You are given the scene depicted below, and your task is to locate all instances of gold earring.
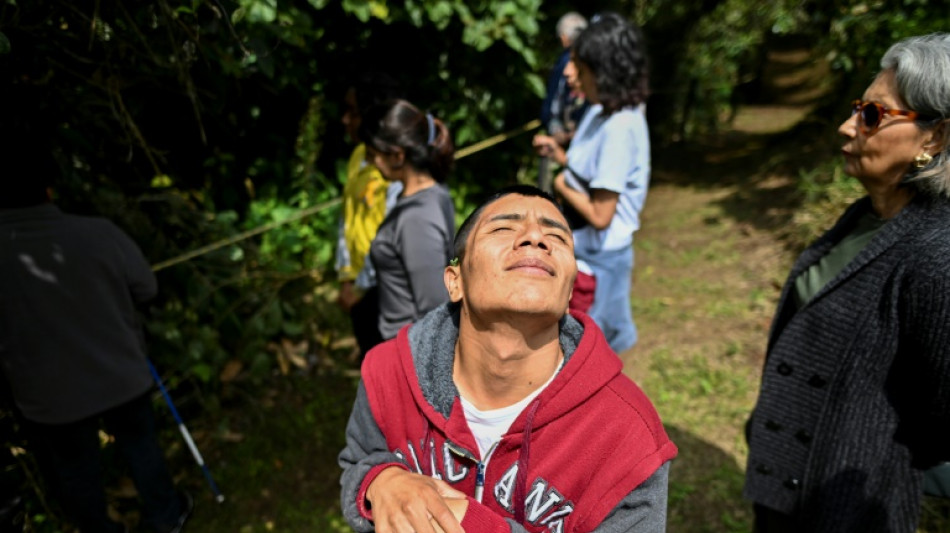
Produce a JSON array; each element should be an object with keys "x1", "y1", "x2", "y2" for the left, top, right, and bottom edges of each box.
[{"x1": 914, "y1": 152, "x2": 934, "y2": 169}]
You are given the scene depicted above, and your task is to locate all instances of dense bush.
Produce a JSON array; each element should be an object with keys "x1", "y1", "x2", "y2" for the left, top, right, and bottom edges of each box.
[{"x1": 1, "y1": 0, "x2": 548, "y2": 396}]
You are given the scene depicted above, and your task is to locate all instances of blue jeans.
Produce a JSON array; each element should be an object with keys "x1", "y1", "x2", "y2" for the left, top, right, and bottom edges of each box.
[
  {"x1": 577, "y1": 245, "x2": 637, "y2": 353},
  {"x1": 25, "y1": 392, "x2": 182, "y2": 533}
]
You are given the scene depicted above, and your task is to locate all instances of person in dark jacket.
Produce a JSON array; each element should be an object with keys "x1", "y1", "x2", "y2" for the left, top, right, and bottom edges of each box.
[
  {"x1": 339, "y1": 186, "x2": 676, "y2": 533},
  {"x1": 539, "y1": 11, "x2": 589, "y2": 145},
  {"x1": 536, "y1": 12, "x2": 588, "y2": 194},
  {"x1": 744, "y1": 33, "x2": 950, "y2": 533},
  {"x1": 0, "y1": 180, "x2": 192, "y2": 533}
]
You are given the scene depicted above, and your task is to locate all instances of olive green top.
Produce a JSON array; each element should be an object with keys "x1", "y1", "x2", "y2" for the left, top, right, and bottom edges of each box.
[{"x1": 793, "y1": 209, "x2": 887, "y2": 308}]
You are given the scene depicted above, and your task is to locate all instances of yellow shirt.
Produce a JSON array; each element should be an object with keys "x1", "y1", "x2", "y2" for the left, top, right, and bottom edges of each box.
[{"x1": 338, "y1": 144, "x2": 390, "y2": 282}]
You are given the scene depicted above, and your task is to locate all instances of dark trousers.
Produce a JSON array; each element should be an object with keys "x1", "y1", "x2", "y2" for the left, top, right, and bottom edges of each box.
[
  {"x1": 25, "y1": 392, "x2": 181, "y2": 533},
  {"x1": 351, "y1": 286, "x2": 384, "y2": 360},
  {"x1": 753, "y1": 504, "x2": 800, "y2": 533}
]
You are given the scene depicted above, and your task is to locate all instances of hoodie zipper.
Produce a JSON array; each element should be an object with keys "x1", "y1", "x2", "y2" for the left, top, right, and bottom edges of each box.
[
  {"x1": 446, "y1": 440, "x2": 499, "y2": 503},
  {"x1": 475, "y1": 442, "x2": 500, "y2": 503}
]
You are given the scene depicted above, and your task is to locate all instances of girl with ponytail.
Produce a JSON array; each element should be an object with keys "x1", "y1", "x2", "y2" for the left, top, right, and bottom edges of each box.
[{"x1": 358, "y1": 99, "x2": 456, "y2": 342}]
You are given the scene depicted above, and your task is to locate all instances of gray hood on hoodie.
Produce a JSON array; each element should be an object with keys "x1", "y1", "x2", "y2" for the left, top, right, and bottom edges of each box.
[{"x1": 406, "y1": 302, "x2": 584, "y2": 418}]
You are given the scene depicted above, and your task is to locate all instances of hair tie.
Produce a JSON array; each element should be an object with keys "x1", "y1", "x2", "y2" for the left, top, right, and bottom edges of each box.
[{"x1": 425, "y1": 113, "x2": 436, "y2": 146}]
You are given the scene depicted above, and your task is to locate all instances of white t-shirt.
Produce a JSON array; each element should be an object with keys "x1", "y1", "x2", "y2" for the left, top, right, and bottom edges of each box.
[
  {"x1": 564, "y1": 103, "x2": 651, "y2": 253},
  {"x1": 459, "y1": 366, "x2": 560, "y2": 459}
]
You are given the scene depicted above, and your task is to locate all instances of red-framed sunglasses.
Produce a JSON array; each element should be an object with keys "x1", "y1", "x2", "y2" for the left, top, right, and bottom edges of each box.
[{"x1": 851, "y1": 100, "x2": 923, "y2": 134}]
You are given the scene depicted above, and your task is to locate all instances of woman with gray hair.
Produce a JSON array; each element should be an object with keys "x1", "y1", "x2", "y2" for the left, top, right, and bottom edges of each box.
[{"x1": 744, "y1": 33, "x2": 950, "y2": 532}]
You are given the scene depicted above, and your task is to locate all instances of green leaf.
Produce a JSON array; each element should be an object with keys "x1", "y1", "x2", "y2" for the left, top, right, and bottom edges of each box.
[
  {"x1": 462, "y1": 24, "x2": 493, "y2": 51},
  {"x1": 427, "y1": 0, "x2": 454, "y2": 27},
  {"x1": 151, "y1": 174, "x2": 173, "y2": 188},
  {"x1": 242, "y1": 0, "x2": 276, "y2": 23},
  {"x1": 369, "y1": 1, "x2": 389, "y2": 19},
  {"x1": 342, "y1": 0, "x2": 372, "y2": 22},
  {"x1": 282, "y1": 320, "x2": 304, "y2": 336},
  {"x1": 512, "y1": 10, "x2": 538, "y2": 35},
  {"x1": 524, "y1": 73, "x2": 545, "y2": 99},
  {"x1": 191, "y1": 363, "x2": 214, "y2": 383},
  {"x1": 0, "y1": 31, "x2": 10, "y2": 55},
  {"x1": 229, "y1": 246, "x2": 245, "y2": 262},
  {"x1": 405, "y1": 0, "x2": 425, "y2": 25}
]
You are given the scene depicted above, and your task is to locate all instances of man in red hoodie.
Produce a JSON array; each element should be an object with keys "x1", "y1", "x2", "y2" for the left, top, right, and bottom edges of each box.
[{"x1": 338, "y1": 185, "x2": 676, "y2": 533}]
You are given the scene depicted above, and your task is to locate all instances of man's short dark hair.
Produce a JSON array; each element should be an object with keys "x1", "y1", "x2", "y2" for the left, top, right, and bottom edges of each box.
[{"x1": 452, "y1": 185, "x2": 563, "y2": 261}]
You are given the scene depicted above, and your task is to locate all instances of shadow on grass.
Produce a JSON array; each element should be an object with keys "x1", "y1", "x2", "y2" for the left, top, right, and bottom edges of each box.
[
  {"x1": 666, "y1": 425, "x2": 753, "y2": 533},
  {"x1": 167, "y1": 370, "x2": 359, "y2": 532},
  {"x1": 666, "y1": 421, "x2": 950, "y2": 533},
  {"x1": 652, "y1": 116, "x2": 842, "y2": 253}
]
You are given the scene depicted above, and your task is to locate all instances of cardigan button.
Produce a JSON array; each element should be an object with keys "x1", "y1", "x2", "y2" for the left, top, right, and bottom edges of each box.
[
  {"x1": 808, "y1": 374, "x2": 827, "y2": 388},
  {"x1": 783, "y1": 478, "x2": 801, "y2": 490},
  {"x1": 795, "y1": 429, "x2": 813, "y2": 445},
  {"x1": 755, "y1": 464, "x2": 773, "y2": 475},
  {"x1": 765, "y1": 419, "x2": 783, "y2": 431},
  {"x1": 777, "y1": 362, "x2": 793, "y2": 376}
]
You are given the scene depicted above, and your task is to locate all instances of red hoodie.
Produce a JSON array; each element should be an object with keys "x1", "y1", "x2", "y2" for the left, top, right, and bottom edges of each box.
[{"x1": 339, "y1": 304, "x2": 677, "y2": 532}]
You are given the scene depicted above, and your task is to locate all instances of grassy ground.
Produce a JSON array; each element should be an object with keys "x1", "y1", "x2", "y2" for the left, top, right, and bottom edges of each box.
[
  {"x1": 624, "y1": 107, "x2": 807, "y2": 533},
  {"x1": 158, "y1": 370, "x2": 359, "y2": 532}
]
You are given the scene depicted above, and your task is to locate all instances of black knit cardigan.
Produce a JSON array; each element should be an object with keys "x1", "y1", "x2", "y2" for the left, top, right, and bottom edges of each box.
[{"x1": 744, "y1": 194, "x2": 950, "y2": 532}]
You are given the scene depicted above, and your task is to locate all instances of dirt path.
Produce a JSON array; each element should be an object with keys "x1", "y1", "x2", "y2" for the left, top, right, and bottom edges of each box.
[{"x1": 620, "y1": 105, "x2": 811, "y2": 531}]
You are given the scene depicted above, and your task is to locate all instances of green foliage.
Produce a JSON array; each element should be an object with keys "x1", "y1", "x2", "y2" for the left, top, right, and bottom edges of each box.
[
  {"x1": 663, "y1": 0, "x2": 797, "y2": 137},
  {"x1": 619, "y1": 0, "x2": 802, "y2": 140},
  {"x1": 790, "y1": 161, "x2": 866, "y2": 248},
  {"x1": 595, "y1": 0, "x2": 950, "y2": 141},
  {"x1": 6, "y1": 0, "x2": 945, "y2": 399},
  {"x1": 1, "y1": 0, "x2": 545, "y2": 400},
  {"x1": 821, "y1": 0, "x2": 950, "y2": 78}
]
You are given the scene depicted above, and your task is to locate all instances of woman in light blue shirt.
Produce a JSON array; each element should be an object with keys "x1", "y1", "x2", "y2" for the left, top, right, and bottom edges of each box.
[{"x1": 534, "y1": 12, "x2": 651, "y2": 353}]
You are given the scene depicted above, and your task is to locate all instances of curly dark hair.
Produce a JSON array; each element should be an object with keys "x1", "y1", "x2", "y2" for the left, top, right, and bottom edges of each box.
[{"x1": 573, "y1": 12, "x2": 649, "y2": 114}]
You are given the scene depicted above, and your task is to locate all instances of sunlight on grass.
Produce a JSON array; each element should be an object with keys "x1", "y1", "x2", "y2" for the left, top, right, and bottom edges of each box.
[
  {"x1": 645, "y1": 348, "x2": 756, "y2": 444},
  {"x1": 630, "y1": 179, "x2": 779, "y2": 533},
  {"x1": 632, "y1": 343, "x2": 760, "y2": 533}
]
